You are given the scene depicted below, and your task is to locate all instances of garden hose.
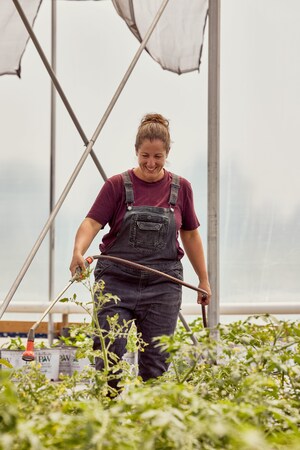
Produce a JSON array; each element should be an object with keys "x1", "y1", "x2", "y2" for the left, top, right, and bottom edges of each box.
[
  {"x1": 22, "y1": 255, "x2": 208, "y2": 361},
  {"x1": 90, "y1": 254, "x2": 208, "y2": 333}
]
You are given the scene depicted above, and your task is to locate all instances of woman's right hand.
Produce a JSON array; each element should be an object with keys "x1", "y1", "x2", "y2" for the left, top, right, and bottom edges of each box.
[
  {"x1": 69, "y1": 218, "x2": 102, "y2": 276},
  {"x1": 69, "y1": 252, "x2": 86, "y2": 277}
]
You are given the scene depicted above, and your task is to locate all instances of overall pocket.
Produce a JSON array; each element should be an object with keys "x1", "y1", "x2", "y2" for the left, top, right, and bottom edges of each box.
[
  {"x1": 129, "y1": 213, "x2": 169, "y2": 252},
  {"x1": 94, "y1": 260, "x2": 113, "y2": 281}
]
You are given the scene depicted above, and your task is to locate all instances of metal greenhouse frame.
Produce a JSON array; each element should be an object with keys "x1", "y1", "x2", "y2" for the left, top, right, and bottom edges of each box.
[{"x1": 0, "y1": 0, "x2": 221, "y2": 336}]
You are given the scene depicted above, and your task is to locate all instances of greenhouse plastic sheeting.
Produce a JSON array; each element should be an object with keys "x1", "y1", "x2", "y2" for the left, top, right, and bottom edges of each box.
[
  {"x1": 112, "y1": 0, "x2": 208, "y2": 74},
  {"x1": 0, "y1": 0, "x2": 42, "y2": 77}
]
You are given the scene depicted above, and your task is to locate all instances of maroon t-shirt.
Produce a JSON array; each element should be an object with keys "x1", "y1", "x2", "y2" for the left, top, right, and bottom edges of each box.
[{"x1": 87, "y1": 169, "x2": 200, "y2": 259}]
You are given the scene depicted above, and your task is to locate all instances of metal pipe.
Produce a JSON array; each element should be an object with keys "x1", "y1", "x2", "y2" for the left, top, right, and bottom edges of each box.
[
  {"x1": 3, "y1": 302, "x2": 84, "y2": 314},
  {"x1": 4, "y1": 302, "x2": 300, "y2": 316},
  {"x1": 83, "y1": 0, "x2": 170, "y2": 150},
  {"x1": 207, "y1": 0, "x2": 221, "y2": 328},
  {"x1": 0, "y1": 0, "x2": 170, "y2": 320},
  {"x1": 48, "y1": 0, "x2": 57, "y2": 345},
  {"x1": 179, "y1": 312, "x2": 199, "y2": 345},
  {"x1": 33, "y1": 280, "x2": 75, "y2": 333},
  {"x1": 21, "y1": 257, "x2": 93, "y2": 361},
  {"x1": 22, "y1": 278, "x2": 76, "y2": 361},
  {"x1": 185, "y1": 303, "x2": 300, "y2": 316}
]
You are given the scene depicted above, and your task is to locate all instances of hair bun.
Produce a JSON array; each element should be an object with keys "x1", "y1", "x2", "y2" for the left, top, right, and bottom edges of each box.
[
  {"x1": 135, "y1": 112, "x2": 171, "y2": 152},
  {"x1": 141, "y1": 113, "x2": 169, "y2": 130}
]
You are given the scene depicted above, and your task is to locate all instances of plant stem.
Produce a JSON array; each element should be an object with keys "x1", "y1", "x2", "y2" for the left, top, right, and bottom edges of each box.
[
  {"x1": 170, "y1": 355, "x2": 181, "y2": 384},
  {"x1": 93, "y1": 305, "x2": 109, "y2": 373}
]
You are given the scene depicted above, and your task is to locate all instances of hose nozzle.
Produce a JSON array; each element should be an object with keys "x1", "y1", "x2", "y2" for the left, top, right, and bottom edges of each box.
[
  {"x1": 22, "y1": 328, "x2": 35, "y2": 361},
  {"x1": 22, "y1": 340, "x2": 35, "y2": 361}
]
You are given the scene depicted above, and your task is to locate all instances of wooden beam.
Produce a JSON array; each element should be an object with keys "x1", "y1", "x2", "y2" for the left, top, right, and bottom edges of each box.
[{"x1": 0, "y1": 321, "x2": 81, "y2": 336}]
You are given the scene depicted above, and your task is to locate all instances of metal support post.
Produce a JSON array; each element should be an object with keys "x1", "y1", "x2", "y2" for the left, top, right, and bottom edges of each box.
[
  {"x1": 207, "y1": 0, "x2": 220, "y2": 329},
  {"x1": 48, "y1": 0, "x2": 57, "y2": 345}
]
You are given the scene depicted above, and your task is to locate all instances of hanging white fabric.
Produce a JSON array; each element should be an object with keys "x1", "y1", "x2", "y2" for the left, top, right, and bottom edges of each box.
[
  {"x1": 0, "y1": 0, "x2": 208, "y2": 77},
  {"x1": 112, "y1": 0, "x2": 208, "y2": 74},
  {"x1": 0, "y1": 0, "x2": 42, "y2": 77},
  {"x1": 0, "y1": 0, "x2": 107, "y2": 77}
]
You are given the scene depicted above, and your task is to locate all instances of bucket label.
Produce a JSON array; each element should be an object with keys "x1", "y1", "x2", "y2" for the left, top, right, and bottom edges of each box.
[
  {"x1": 60, "y1": 353, "x2": 71, "y2": 362},
  {"x1": 35, "y1": 350, "x2": 60, "y2": 381},
  {"x1": 0, "y1": 350, "x2": 27, "y2": 369},
  {"x1": 37, "y1": 355, "x2": 52, "y2": 363}
]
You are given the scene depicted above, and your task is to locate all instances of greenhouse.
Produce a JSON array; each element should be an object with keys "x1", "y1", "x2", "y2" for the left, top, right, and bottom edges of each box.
[{"x1": 0, "y1": 0, "x2": 300, "y2": 448}]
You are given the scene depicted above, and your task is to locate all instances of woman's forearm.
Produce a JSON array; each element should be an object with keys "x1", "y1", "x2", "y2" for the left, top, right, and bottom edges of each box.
[
  {"x1": 69, "y1": 218, "x2": 102, "y2": 274},
  {"x1": 180, "y1": 229, "x2": 209, "y2": 282},
  {"x1": 180, "y1": 228, "x2": 211, "y2": 304}
]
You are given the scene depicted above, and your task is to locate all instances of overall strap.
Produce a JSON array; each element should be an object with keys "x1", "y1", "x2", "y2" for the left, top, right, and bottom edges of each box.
[
  {"x1": 168, "y1": 173, "x2": 180, "y2": 208},
  {"x1": 122, "y1": 171, "x2": 134, "y2": 206}
]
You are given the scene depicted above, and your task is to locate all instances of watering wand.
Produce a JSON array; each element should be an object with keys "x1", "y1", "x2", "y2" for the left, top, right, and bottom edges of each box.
[{"x1": 22, "y1": 257, "x2": 93, "y2": 361}]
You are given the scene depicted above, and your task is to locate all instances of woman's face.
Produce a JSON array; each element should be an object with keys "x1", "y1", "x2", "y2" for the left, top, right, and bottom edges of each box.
[{"x1": 135, "y1": 139, "x2": 168, "y2": 182}]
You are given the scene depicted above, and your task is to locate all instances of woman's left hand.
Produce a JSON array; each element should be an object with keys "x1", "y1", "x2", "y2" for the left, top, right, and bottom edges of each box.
[{"x1": 197, "y1": 280, "x2": 212, "y2": 306}]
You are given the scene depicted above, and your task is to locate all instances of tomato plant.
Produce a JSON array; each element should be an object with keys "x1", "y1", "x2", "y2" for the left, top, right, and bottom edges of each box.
[{"x1": 1, "y1": 275, "x2": 300, "y2": 449}]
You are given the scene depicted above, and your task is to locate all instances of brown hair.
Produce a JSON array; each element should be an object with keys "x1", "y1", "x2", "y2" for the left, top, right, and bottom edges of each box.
[{"x1": 135, "y1": 113, "x2": 171, "y2": 153}]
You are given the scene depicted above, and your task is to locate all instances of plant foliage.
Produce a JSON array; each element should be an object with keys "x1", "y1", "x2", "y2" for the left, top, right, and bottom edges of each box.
[{"x1": 1, "y1": 274, "x2": 300, "y2": 449}]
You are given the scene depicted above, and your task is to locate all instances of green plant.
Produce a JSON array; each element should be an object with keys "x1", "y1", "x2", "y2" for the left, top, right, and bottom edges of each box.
[
  {"x1": 126, "y1": 322, "x2": 144, "y2": 354},
  {"x1": 2, "y1": 270, "x2": 300, "y2": 449},
  {"x1": 60, "y1": 275, "x2": 145, "y2": 396},
  {"x1": 1, "y1": 336, "x2": 25, "y2": 351}
]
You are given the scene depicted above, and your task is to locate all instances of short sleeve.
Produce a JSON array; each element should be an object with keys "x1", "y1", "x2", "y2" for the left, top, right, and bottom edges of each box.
[
  {"x1": 179, "y1": 178, "x2": 200, "y2": 231},
  {"x1": 86, "y1": 174, "x2": 124, "y2": 228}
]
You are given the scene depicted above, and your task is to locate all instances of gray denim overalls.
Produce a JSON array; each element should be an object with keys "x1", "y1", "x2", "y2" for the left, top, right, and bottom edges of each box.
[{"x1": 93, "y1": 171, "x2": 183, "y2": 382}]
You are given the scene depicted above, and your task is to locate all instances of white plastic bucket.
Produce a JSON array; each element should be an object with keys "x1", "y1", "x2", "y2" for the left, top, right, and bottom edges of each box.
[
  {"x1": 71, "y1": 350, "x2": 90, "y2": 374},
  {"x1": 1, "y1": 348, "x2": 63, "y2": 381},
  {"x1": 59, "y1": 347, "x2": 74, "y2": 376},
  {"x1": 35, "y1": 348, "x2": 60, "y2": 381},
  {"x1": 123, "y1": 351, "x2": 138, "y2": 365},
  {"x1": 59, "y1": 346, "x2": 90, "y2": 375},
  {"x1": 0, "y1": 349, "x2": 28, "y2": 369},
  {"x1": 123, "y1": 351, "x2": 138, "y2": 375}
]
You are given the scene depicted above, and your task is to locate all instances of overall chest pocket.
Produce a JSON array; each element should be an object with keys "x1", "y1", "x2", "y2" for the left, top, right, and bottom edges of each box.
[{"x1": 129, "y1": 214, "x2": 169, "y2": 252}]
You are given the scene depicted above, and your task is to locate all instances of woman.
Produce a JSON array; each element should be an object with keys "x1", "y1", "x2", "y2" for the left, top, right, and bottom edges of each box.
[{"x1": 69, "y1": 113, "x2": 211, "y2": 383}]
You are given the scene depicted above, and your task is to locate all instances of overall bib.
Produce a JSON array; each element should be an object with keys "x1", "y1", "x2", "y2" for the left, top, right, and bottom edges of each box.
[{"x1": 93, "y1": 171, "x2": 183, "y2": 382}]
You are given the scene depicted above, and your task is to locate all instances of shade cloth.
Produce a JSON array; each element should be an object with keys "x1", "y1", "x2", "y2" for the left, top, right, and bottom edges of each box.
[
  {"x1": 112, "y1": 0, "x2": 208, "y2": 74},
  {"x1": 0, "y1": 0, "x2": 42, "y2": 77},
  {"x1": 0, "y1": 0, "x2": 208, "y2": 77}
]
